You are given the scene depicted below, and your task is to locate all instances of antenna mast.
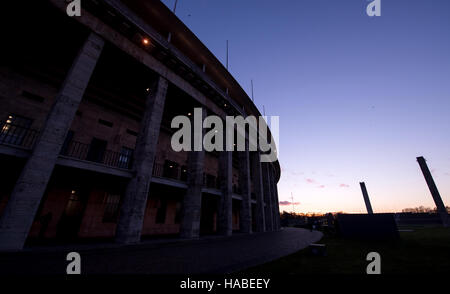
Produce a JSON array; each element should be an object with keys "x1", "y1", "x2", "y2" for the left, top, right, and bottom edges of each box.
[
  {"x1": 291, "y1": 192, "x2": 295, "y2": 213},
  {"x1": 251, "y1": 79, "x2": 254, "y2": 102},
  {"x1": 226, "y1": 40, "x2": 229, "y2": 70},
  {"x1": 173, "y1": 0, "x2": 178, "y2": 13}
]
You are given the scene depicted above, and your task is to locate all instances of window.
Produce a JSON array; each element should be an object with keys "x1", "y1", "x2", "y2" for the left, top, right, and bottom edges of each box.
[
  {"x1": 0, "y1": 114, "x2": 33, "y2": 146},
  {"x1": 86, "y1": 138, "x2": 107, "y2": 163},
  {"x1": 155, "y1": 198, "x2": 167, "y2": 224},
  {"x1": 126, "y1": 129, "x2": 138, "y2": 136},
  {"x1": 206, "y1": 174, "x2": 217, "y2": 189},
  {"x1": 180, "y1": 165, "x2": 188, "y2": 182},
  {"x1": 22, "y1": 91, "x2": 45, "y2": 103},
  {"x1": 163, "y1": 160, "x2": 179, "y2": 180},
  {"x1": 102, "y1": 193, "x2": 121, "y2": 223},
  {"x1": 118, "y1": 147, "x2": 133, "y2": 169},
  {"x1": 98, "y1": 119, "x2": 113, "y2": 127}
]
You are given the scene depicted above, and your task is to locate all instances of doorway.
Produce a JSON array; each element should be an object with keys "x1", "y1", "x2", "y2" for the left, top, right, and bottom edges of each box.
[{"x1": 56, "y1": 189, "x2": 88, "y2": 241}]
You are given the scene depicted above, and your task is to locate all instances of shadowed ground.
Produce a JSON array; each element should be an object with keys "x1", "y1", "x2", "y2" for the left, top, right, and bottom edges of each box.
[
  {"x1": 0, "y1": 227, "x2": 322, "y2": 275},
  {"x1": 243, "y1": 226, "x2": 450, "y2": 274}
]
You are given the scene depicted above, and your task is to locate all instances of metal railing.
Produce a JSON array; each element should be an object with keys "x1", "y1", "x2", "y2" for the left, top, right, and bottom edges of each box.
[
  {"x1": 152, "y1": 162, "x2": 188, "y2": 182},
  {"x1": 152, "y1": 162, "x2": 223, "y2": 190},
  {"x1": 60, "y1": 140, "x2": 133, "y2": 169},
  {"x1": 0, "y1": 122, "x2": 39, "y2": 149}
]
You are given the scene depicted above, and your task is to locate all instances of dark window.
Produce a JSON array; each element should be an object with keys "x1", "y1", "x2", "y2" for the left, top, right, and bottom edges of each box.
[
  {"x1": 102, "y1": 193, "x2": 121, "y2": 223},
  {"x1": 180, "y1": 165, "x2": 188, "y2": 182},
  {"x1": 98, "y1": 119, "x2": 113, "y2": 127},
  {"x1": 163, "y1": 160, "x2": 179, "y2": 180},
  {"x1": 126, "y1": 129, "x2": 138, "y2": 136},
  {"x1": 118, "y1": 146, "x2": 133, "y2": 169},
  {"x1": 86, "y1": 138, "x2": 107, "y2": 163},
  {"x1": 22, "y1": 91, "x2": 45, "y2": 103},
  {"x1": 64, "y1": 190, "x2": 84, "y2": 217},
  {"x1": 155, "y1": 198, "x2": 167, "y2": 224},
  {"x1": 206, "y1": 174, "x2": 217, "y2": 189}
]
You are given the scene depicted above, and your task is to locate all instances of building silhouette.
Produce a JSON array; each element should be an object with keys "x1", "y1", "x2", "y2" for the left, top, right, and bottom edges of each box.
[{"x1": 0, "y1": 0, "x2": 281, "y2": 250}]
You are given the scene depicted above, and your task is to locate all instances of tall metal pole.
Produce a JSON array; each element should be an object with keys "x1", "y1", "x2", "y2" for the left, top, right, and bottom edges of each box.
[
  {"x1": 173, "y1": 0, "x2": 178, "y2": 13},
  {"x1": 417, "y1": 156, "x2": 448, "y2": 226},
  {"x1": 291, "y1": 192, "x2": 295, "y2": 213},
  {"x1": 251, "y1": 79, "x2": 254, "y2": 102},
  {"x1": 359, "y1": 182, "x2": 374, "y2": 214},
  {"x1": 167, "y1": 0, "x2": 178, "y2": 42},
  {"x1": 226, "y1": 40, "x2": 229, "y2": 70}
]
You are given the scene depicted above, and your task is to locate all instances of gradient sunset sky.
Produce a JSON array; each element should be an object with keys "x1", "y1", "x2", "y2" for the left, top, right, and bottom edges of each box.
[{"x1": 161, "y1": 0, "x2": 450, "y2": 213}]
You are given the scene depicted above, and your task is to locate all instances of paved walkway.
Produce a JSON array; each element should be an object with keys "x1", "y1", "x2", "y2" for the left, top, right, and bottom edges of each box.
[{"x1": 0, "y1": 228, "x2": 322, "y2": 274}]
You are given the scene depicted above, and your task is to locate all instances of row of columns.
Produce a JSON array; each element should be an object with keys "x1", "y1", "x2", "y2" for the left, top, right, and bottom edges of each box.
[
  {"x1": 0, "y1": 32, "x2": 280, "y2": 251},
  {"x1": 0, "y1": 33, "x2": 105, "y2": 251}
]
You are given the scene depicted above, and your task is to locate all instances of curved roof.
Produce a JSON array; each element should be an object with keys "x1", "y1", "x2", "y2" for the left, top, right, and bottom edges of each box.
[
  {"x1": 122, "y1": 0, "x2": 280, "y2": 180},
  {"x1": 124, "y1": 0, "x2": 258, "y2": 115}
]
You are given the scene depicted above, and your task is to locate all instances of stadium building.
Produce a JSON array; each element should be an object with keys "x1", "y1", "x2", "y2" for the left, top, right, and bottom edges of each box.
[{"x1": 0, "y1": 0, "x2": 281, "y2": 250}]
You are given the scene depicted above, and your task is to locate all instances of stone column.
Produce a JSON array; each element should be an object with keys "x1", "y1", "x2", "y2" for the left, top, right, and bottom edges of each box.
[
  {"x1": 0, "y1": 33, "x2": 104, "y2": 251},
  {"x1": 180, "y1": 108, "x2": 205, "y2": 239},
  {"x1": 417, "y1": 156, "x2": 449, "y2": 227},
  {"x1": 115, "y1": 76, "x2": 168, "y2": 244},
  {"x1": 262, "y1": 162, "x2": 274, "y2": 231},
  {"x1": 238, "y1": 140, "x2": 252, "y2": 234},
  {"x1": 268, "y1": 163, "x2": 278, "y2": 231},
  {"x1": 269, "y1": 165, "x2": 281, "y2": 230},
  {"x1": 217, "y1": 149, "x2": 232, "y2": 236},
  {"x1": 251, "y1": 152, "x2": 265, "y2": 232},
  {"x1": 359, "y1": 182, "x2": 374, "y2": 215}
]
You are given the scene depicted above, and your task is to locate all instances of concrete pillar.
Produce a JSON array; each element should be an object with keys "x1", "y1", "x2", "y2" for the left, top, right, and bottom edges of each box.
[
  {"x1": 417, "y1": 156, "x2": 449, "y2": 227},
  {"x1": 269, "y1": 165, "x2": 281, "y2": 230},
  {"x1": 0, "y1": 33, "x2": 104, "y2": 251},
  {"x1": 274, "y1": 173, "x2": 281, "y2": 230},
  {"x1": 180, "y1": 108, "x2": 205, "y2": 239},
  {"x1": 359, "y1": 182, "x2": 374, "y2": 214},
  {"x1": 251, "y1": 152, "x2": 265, "y2": 232},
  {"x1": 115, "y1": 76, "x2": 168, "y2": 244},
  {"x1": 262, "y1": 162, "x2": 274, "y2": 231},
  {"x1": 217, "y1": 149, "x2": 232, "y2": 236},
  {"x1": 269, "y1": 164, "x2": 278, "y2": 231},
  {"x1": 238, "y1": 140, "x2": 252, "y2": 234}
]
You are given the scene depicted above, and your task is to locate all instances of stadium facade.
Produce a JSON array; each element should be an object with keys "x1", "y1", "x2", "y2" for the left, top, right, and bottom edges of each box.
[{"x1": 0, "y1": 0, "x2": 281, "y2": 250}]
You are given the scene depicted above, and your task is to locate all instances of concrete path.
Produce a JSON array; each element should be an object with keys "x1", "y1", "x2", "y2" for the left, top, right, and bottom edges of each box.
[{"x1": 0, "y1": 228, "x2": 322, "y2": 275}]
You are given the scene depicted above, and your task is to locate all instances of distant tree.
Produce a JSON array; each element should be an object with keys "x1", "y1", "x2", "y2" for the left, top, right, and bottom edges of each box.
[{"x1": 402, "y1": 206, "x2": 435, "y2": 213}]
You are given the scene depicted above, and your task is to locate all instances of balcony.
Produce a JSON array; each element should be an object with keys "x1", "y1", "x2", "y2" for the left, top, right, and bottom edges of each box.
[
  {"x1": 0, "y1": 121, "x2": 243, "y2": 193},
  {"x1": 60, "y1": 140, "x2": 134, "y2": 170},
  {"x1": 152, "y1": 161, "x2": 224, "y2": 190},
  {"x1": 0, "y1": 122, "x2": 38, "y2": 149}
]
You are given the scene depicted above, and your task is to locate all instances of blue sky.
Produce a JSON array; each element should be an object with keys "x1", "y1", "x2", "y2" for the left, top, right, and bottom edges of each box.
[{"x1": 161, "y1": 0, "x2": 450, "y2": 213}]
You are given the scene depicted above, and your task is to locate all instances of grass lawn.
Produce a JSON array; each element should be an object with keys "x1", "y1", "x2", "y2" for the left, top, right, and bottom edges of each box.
[{"x1": 243, "y1": 226, "x2": 450, "y2": 274}]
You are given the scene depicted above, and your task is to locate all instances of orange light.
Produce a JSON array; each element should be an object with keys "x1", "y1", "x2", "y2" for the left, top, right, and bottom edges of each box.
[{"x1": 142, "y1": 38, "x2": 150, "y2": 45}]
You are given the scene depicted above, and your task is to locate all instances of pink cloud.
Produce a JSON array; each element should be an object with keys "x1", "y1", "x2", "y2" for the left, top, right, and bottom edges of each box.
[
  {"x1": 279, "y1": 201, "x2": 301, "y2": 206},
  {"x1": 306, "y1": 178, "x2": 315, "y2": 183},
  {"x1": 339, "y1": 184, "x2": 350, "y2": 188},
  {"x1": 318, "y1": 185, "x2": 325, "y2": 188}
]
